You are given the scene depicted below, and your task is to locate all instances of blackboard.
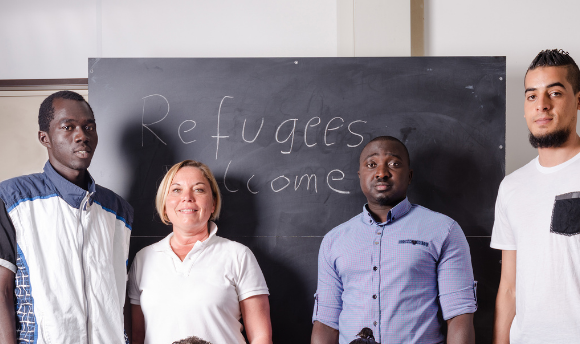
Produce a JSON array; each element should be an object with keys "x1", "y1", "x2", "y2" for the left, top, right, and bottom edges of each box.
[{"x1": 88, "y1": 57, "x2": 505, "y2": 343}]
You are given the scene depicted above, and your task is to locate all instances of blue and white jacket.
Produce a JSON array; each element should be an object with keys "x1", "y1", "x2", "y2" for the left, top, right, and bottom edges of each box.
[{"x1": 0, "y1": 161, "x2": 133, "y2": 344}]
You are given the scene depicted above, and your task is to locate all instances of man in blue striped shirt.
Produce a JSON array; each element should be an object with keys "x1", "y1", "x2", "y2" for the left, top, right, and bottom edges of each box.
[{"x1": 311, "y1": 136, "x2": 477, "y2": 344}]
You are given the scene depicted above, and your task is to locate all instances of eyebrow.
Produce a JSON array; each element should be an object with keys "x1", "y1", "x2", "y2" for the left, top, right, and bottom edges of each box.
[
  {"x1": 525, "y1": 82, "x2": 567, "y2": 93},
  {"x1": 59, "y1": 118, "x2": 96, "y2": 124},
  {"x1": 362, "y1": 152, "x2": 403, "y2": 161},
  {"x1": 170, "y1": 181, "x2": 206, "y2": 186}
]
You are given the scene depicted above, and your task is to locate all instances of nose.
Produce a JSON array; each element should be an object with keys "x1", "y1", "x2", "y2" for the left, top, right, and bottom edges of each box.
[
  {"x1": 73, "y1": 127, "x2": 90, "y2": 143},
  {"x1": 536, "y1": 93, "x2": 552, "y2": 112},
  {"x1": 181, "y1": 189, "x2": 195, "y2": 202},
  {"x1": 375, "y1": 163, "x2": 391, "y2": 179}
]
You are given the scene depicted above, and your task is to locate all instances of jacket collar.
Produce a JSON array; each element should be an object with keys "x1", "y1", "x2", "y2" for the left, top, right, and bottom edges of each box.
[
  {"x1": 44, "y1": 161, "x2": 95, "y2": 209},
  {"x1": 362, "y1": 197, "x2": 412, "y2": 225}
]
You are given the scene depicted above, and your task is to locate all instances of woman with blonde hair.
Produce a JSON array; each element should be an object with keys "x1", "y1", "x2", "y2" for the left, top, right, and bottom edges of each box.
[{"x1": 128, "y1": 160, "x2": 272, "y2": 344}]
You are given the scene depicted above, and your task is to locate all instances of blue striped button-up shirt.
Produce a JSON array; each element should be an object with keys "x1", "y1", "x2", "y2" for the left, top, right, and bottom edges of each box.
[{"x1": 313, "y1": 198, "x2": 477, "y2": 344}]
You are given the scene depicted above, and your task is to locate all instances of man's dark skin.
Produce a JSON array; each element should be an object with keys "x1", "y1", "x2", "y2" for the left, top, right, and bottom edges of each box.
[
  {"x1": 0, "y1": 97, "x2": 98, "y2": 342},
  {"x1": 311, "y1": 138, "x2": 475, "y2": 344}
]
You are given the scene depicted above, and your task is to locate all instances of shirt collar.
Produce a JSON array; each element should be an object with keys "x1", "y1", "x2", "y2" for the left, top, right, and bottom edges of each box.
[
  {"x1": 44, "y1": 161, "x2": 96, "y2": 208},
  {"x1": 362, "y1": 197, "x2": 412, "y2": 225},
  {"x1": 154, "y1": 221, "x2": 218, "y2": 253}
]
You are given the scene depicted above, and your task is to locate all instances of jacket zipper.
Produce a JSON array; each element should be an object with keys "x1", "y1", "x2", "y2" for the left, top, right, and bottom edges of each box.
[{"x1": 78, "y1": 191, "x2": 92, "y2": 344}]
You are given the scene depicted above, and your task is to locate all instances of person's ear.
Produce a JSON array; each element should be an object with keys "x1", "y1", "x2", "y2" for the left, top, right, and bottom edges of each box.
[
  {"x1": 408, "y1": 169, "x2": 413, "y2": 185},
  {"x1": 38, "y1": 131, "x2": 51, "y2": 148}
]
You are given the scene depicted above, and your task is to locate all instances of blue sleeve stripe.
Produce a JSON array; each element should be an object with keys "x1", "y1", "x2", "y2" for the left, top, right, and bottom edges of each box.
[
  {"x1": 7, "y1": 194, "x2": 59, "y2": 213},
  {"x1": 93, "y1": 200, "x2": 133, "y2": 230}
]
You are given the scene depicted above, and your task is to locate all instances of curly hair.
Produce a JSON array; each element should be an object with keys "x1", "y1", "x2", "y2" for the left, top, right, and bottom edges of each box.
[
  {"x1": 349, "y1": 327, "x2": 380, "y2": 344},
  {"x1": 172, "y1": 335, "x2": 212, "y2": 344},
  {"x1": 527, "y1": 49, "x2": 580, "y2": 94},
  {"x1": 38, "y1": 90, "x2": 94, "y2": 132}
]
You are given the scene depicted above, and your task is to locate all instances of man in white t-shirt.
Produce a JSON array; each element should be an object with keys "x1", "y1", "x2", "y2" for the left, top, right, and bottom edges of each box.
[{"x1": 491, "y1": 49, "x2": 580, "y2": 343}]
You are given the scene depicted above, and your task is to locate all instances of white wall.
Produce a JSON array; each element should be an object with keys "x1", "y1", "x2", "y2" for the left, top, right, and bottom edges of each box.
[
  {"x1": 425, "y1": 0, "x2": 580, "y2": 173},
  {"x1": 0, "y1": 0, "x2": 338, "y2": 80}
]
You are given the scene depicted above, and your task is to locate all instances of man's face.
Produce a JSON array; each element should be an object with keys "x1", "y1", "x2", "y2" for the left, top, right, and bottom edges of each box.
[
  {"x1": 39, "y1": 98, "x2": 98, "y2": 177},
  {"x1": 524, "y1": 66, "x2": 580, "y2": 147},
  {"x1": 358, "y1": 140, "x2": 412, "y2": 210}
]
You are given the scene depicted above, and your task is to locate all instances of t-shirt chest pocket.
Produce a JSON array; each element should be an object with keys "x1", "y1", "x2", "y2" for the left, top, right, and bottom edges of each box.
[{"x1": 551, "y1": 192, "x2": 580, "y2": 236}]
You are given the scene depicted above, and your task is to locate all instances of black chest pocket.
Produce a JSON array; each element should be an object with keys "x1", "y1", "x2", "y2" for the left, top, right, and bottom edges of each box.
[{"x1": 551, "y1": 192, "x2": 580, "y2": 236}]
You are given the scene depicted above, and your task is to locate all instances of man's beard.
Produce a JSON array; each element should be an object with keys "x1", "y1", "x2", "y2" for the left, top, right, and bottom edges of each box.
[
  {"x1": 377, "y1": 196, "x2": 390, "y2": 206},
  {"x1": 528, "y1": 128, "x2": 571, "y2": 148}
]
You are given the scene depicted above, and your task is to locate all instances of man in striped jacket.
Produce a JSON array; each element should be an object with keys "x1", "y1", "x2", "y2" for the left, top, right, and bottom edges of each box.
[{"x1": 0, "y1": 91, "x2": 133, "y2": 343}]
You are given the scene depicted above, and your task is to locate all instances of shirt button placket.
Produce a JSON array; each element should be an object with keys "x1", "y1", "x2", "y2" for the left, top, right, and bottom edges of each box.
[{"x1": 373, "y1": 223, "x2": 382, "y2": 336}]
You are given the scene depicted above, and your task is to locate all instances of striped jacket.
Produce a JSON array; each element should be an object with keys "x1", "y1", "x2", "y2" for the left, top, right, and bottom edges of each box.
[{"x1": 0, "y1": 161, "x2": 133, "y2": 344}]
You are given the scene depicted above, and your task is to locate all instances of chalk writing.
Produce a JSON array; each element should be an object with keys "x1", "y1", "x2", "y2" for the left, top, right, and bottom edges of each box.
[
  {"x1": 242, "y1": 118, "x2": 264, "y2": 143},
  {"x1": 325, "y1": 117, "x2": 344, "y2": 146},
  {"x1": 275, "y1": 119, "x2": 298, "y2": 154},
  {"x1": 212, "y1": 96, "x2": 233, "y2": 159},
  {"x1": 178, "y1": 120, "x2": 196, "y2": 144},
  {"x1": 139, "y1": 93, "x2": 369, "y2": 196},
  {"x1": 141, "y1": 94, "x2": 169, "y2": 147}
]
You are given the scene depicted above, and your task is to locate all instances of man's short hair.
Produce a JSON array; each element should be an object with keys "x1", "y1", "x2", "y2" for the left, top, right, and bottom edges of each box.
[
  {"x1": 172, "y1": 335, "x2": 212, "y2": 344},
  {"x1": 38, "y1": 90, "x2": 94, "y2": 132},
  {"x1": 366, "y1": 136, "x2": 411, "y2": 167},
  {"x1": 527, "y1": 49, "x2": 580, "y2": 94}
]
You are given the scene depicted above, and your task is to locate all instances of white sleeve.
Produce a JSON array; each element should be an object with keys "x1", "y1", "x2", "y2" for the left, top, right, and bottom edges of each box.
[
  {"x1": 235, "y1": 246, "x2": 269, "y2": 301},
  {"x1": 490, "y1": 181, "x2": 517, "y2": 250},
  {"x1": 127, "y1": 254, "x2": 142, "y2": 305}
]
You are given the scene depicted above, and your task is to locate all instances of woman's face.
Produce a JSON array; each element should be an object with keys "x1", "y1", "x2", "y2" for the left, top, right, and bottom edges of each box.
[{"x1": 165, "y1": 166, "x2": 215, "y2": 234}]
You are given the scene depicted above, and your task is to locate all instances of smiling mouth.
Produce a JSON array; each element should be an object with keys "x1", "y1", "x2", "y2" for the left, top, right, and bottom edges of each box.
[
  {"x1": 74, "y1": 150, "x2": 92, "y2": 158},
  {"x1": 178, "y1": 209, "x2": 197, "y2": 213}
]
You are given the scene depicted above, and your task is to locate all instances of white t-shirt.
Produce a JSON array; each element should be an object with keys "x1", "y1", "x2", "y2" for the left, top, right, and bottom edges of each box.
[
  {"x1": 128, "y1": 222, "x2": 269, "y2": 344},
  {"x1": 491, "y1": 152, "x2": 580, "y2": 343}
]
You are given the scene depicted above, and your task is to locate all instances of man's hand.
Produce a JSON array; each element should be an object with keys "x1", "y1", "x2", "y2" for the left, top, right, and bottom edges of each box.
[
  {"x1": 493, "y1": 250, "x2": 516, "y2": 344},
  {"x1": 0, "y1": 266, "x2": 16, "y2": 343},
  {"x1": 311, "y1": 321, "x2": 339, "y2": 344},
  {"x1": 447, "y1": 313, "x2": 475, "y2": 344}
]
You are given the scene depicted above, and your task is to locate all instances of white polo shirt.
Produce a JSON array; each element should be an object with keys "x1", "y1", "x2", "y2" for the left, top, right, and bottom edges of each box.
[{"x1": 128, "y1": 222, "x2": 269, "y2": 344}]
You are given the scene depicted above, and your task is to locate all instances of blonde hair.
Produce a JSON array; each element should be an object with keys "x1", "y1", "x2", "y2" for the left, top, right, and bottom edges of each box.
[{"x1": 155, "y1": 160, "x2": 222, "y2": 225}]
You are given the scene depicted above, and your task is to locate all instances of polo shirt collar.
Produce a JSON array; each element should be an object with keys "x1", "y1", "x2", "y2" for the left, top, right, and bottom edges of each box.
[
  {"x1": 44, "y1": 161, "x2": 96, "y2": 209},
  {"x1": 362, "y1": 197, "x2": 412, "y2": 225}
]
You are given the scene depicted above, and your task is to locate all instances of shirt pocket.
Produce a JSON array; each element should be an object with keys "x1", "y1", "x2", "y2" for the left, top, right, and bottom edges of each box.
[{"x1": 550, "y1": 192, "x2": 580, "y2": 236}]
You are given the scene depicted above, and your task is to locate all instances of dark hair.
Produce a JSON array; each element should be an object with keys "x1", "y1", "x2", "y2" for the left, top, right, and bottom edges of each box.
[
  {"x1": 38, "y1": 90, "x2": 94, "y2": 132},
  {"x1": 527, "y1": 49, "x2": 580, "y2": 94},
  {"x1": 366, "y1": 136, "x2": 411, "y2": 167},
  {"x1": 349, "y1": 327, "x2": 380, "y2": 344},
  {"x1": 172, "y1": 335, "x2": 212, "y2": 344}
]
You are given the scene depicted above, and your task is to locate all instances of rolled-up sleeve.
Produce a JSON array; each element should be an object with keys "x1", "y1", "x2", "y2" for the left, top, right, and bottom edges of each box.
[
  {"x1": 312, "y1": 235, "x2": 343, "y2": 330},
  {"x1": 437, "y1": 221, "x2": 477, "y2": 320}
]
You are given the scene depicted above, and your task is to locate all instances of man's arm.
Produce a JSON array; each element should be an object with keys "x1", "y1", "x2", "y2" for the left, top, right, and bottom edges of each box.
[
  {"x1": 311, "y1": 234, "x2": 343, "y2": 344},
  {"x1": 446, "y1": 313, "x2": 475, "y2": 344},
  {"x1": 0, "y1": 266, "x2": 15, "y2": 343},
  {"x1": 493, "y1": 250, "x2": 516, "y2": 344},
  {"x1": 311, "y1": 321, "x2": 339, "y2": 344},
  {"x1": 131, "y1": 304, "x2": 145, "y2": 344},
  {"x1": 124, "y1": 291, "x2": 132, "y2": 343}
]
